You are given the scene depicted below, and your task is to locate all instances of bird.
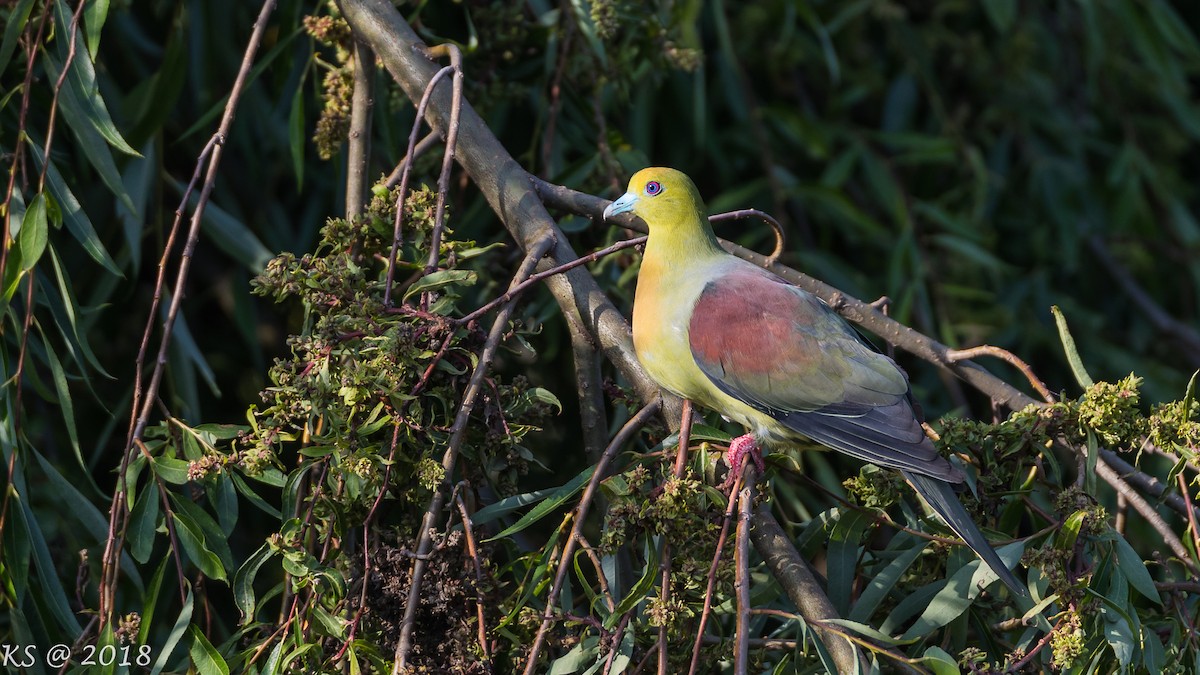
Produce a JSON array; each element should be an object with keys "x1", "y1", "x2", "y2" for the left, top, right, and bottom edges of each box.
[{"x1": 602, "y1": 166, "x2": 1028, "y2": 599}]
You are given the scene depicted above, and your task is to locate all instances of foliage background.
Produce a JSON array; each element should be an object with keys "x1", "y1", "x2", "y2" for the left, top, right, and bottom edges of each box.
[{"x1": 2, "y1": 0, "x2": 1199, "y2": 672}]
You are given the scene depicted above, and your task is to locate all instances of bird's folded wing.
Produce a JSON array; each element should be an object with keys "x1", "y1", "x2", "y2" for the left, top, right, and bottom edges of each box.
[{"x1": 687, "y1": 269, "x2": 962, "y2": 482}]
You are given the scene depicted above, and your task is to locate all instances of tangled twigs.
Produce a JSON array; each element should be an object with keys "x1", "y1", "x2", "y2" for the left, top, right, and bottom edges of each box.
[
  {"x1": 658, "y1": 400, "x2": 694, "y2": 674},
  {"x1": 946, "y1": 345, "x2": 1056, "y2": 403},
  {"x1": 523, "y1": 399, "x2": 663, "y2": 675},
  {"x1": 420, "y1": 44, "x2": 463, "y2": 291},
  {"x1": 687, "y1": 454, "x2": 749, "y2": 675},
  {"x1": 382, "y1": 64, "x2": 454, "y2": 307},
  {"x1": 455, "y1": 236, "x2": 647, "y2": 326},
  {"x1": 454, "y1": 491, "x2": 491, "y2": 666},
  {"x1": 101, "y1": 0, "x2": 280, "y2": 628},
  {"x1": 393, "y1": 236, "x2": 554, "y2": 672}
]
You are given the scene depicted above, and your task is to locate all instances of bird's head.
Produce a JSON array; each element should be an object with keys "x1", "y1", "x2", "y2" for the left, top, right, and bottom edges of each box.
[{"x1": 602, "y1": 167, "x2": 707, "y2": 232}]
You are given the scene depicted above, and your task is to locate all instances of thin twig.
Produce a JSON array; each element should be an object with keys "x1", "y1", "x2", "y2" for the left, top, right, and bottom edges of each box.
[
  {"x1": 1096, "y1": 459, "x2": 1198, "y2": 573},
  {"x1": 455, "y1": 236, "x2": 646, "y2": 325},
  {"x1": 381, "y1": 64, "x2": 454, "y2": 307},
  {"x1": 420, "y1": 45, "x2": 463, "y2": 289},
  {"x1": 383, "y1": 131, "x2": 439, "y2": 188},
  {"x1": 659, "y1": 400, "x2": 694, "y2": 674},
  {"x1": 523, "y1": 399, "x2": 663, "y2": 675},
  {"x1": 946, "y1": 345, "x2": 1056, "y2": 403},
  {"x1": 708, "y1": 209, "x2": 786, "y2": 267},
  {"x1": 1100, "y1": 448, "x2": 1200, "y2": 522},
  {"x1": 688, "y1": 455, "x2": 748, "y2": 675},
  {"x1": 101, "y1": 0, "x2": 279, "y2": 627},
  {"x1": 393, "y1": 237, "x2": 554, "y2": 672},
  {"x1": 574, "y1": 531, "x2": 616, "y2": 613},
  {"x1": 1179, "y1": 473, "x2": 1200, "y2": 561},
  {"x1": 1005, "y1": 615, "x2": 1066, "y2": 673},
  {"x1": 455, "y1": 492, "x2": 492, "y2": 668}
]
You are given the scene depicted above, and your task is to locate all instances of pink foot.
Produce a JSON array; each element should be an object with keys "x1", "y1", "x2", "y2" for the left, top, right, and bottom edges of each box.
[{"x1": 726, "y1": 434, "x2": 765, "y2": 476}]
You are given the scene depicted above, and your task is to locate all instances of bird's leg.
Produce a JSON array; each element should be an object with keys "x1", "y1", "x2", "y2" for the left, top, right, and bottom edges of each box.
[{"x1": 725, "y1": 433, "x2": 765, "y2": 482}]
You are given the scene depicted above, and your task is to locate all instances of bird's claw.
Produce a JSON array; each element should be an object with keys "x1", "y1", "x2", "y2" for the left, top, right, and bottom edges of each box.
[{"x1": 724, "y1": 434, "x2": 764, "y2": 489}]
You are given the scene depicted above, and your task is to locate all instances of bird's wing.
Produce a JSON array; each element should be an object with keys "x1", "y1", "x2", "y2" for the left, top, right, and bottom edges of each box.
[{"x1": 687, "y1": 267, "x2": 962, "y2": 482}]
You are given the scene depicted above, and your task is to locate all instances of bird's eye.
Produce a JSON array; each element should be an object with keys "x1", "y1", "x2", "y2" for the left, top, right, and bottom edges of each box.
[{"x1": 644, "y1": 181, "x2": 662, "y2": 196}]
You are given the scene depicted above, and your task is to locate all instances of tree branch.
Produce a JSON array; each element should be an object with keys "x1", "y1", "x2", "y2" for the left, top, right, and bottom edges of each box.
[{"x1": 533, "y1": 178, "x2": 1041, "y2": 414}]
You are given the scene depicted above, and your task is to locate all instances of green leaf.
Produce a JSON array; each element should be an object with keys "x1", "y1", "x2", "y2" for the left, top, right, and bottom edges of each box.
[
  {"x1": 128, "y1": 485, "x2": 160, "y2": 564},
  {"x1": 28, "y1": 139, "x2": 122, "y2": 275},
  {"x1": 484, "y1": 464, "x2": 593, "y2": 541},
  {"x1": 900, "y1": 542, "x2": 1025, "y2": 640},
  {"x1": 404, "y1": 269, "x2": 478, "y2": 302},
  {"x1": 18, "y1": 192, "x2": 49, "y2": 272},
  {"x1": 18, "y1": 494, "x2": 82, "y2": 636},
  {"x1": 289, "y1": 64, "x2": 309, "y2": 190},
  {"x1": 51, "y1": 0, "x2": 138, "y2": 156},
  {"x1": 233, "y1": 542, "x2": 276, "y2": 625},
  {"x1": 171, "y1": 493, "x2": 234, "y2": 571},
  {"x1": 173, "y1": 512, "x2": 228, "y2": 582},
  {"x1": 608, "y1": 541, "x2": 660, "y2": 626},
  {"x1": 0, "y1": 0, "x2": 35, "y2": 76},
  {"x1": 1052, "y1": 306, "x2": 1094, "y2": 389},
  {"x1": 150, "y1": 589, "x2": 193, "y2": 675},
  {"x1": 916, "y1": 646, "x2": 962, "y2": 675},
  {"x1": 1110, "y1": 528, "x2": 1161, "y2": 604},
  {"x1": 83, "y1": 0, "x2": 110, "y2": 57},
  {"x1": 827, "y1": 508, "x2": 873, "y2": 616},
  {"x1": 189, "y1": 625, "x2": 230, "y2": 675},
  {"x1": 848, "y1": 537, "x2": 929, "y2": 622}
]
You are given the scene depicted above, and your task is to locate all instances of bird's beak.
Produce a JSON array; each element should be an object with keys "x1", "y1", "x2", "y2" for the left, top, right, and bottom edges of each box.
[{"x1": 603, "y1": 192, "x2": 637, "y2": 219}]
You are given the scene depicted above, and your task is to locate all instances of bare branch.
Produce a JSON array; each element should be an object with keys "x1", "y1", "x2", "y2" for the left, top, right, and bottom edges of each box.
[
  {"x1": 345, "y1": 36, "x2": 374, "y2": 221},
  {"x1": 946, "y1": 344, "x2": 1056, "y2": 403},
  {"x1": 532, "y1": 178, "x2": 1041, "y2": 413}
]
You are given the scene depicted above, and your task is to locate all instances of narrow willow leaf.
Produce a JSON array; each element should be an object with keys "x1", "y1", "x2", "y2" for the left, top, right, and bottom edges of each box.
[
  {"x1": 51, "y1": 0, "x2": 138, "y2": 156},
  {"x1": 827, "y1": 508, "x2": 873, "y2": 616},
  {"x1": 150, "y1": 589, "x2": 194, "y2": 675},
  {"x1": 289, "y1": 63, "x2": 309, "y2": 190},
  {"x1": 173, "y1": 512, "x2": 228, "y2": 582},
  {"x1": 1111, "y1": 528, "x2": 1161, "y2": 604},
  {"x1": 128, "y1": 484, "x2": 160, "y2": 564},
  {"x1": 28, "y1": 140, "x2": 122, "y2": 275},
  {"x1": 171, "y1": 494, "x2": 234, "y2": 571},
  {"x1": 403, "y1": 269, "x2": 478, "y2": 302},
  {"x1": 189, "y1": 625, "x2": 231, "y2": 675},
  {"x1": 1052, "y1": 305, "x2": 1094, "y2": 389},
  {"x1": 18, "y1": 495, "x2": 82, "y2": 636},
  {"x1": 82, "y1": 0, "x2": 110, "y2": 57},
  {"x1": 231, "y1": 472, "x2": 282, "y2": 519},
  {"x1": 37, "y1": 331, "x2": 100, "y2": 493},
  {"x1": 0, "y1": 0, "x2": 34, "y2": 76},
  {"x1": 607, "y1": 541, "x2": 660, "y2": 627},
  {"x1": 18, "y1": 192, "x2": 49, "y2": 272},
  {"x1": 900, "y1": 542, "x2": 1025, "y2": 640},
  {"x1": 848, "y1": 537, "x2": 929, "y2": 622},
  {"x1": 484, "y1": 465, "x2": 593, "y2": 541},
  {"x1": 233, "y1": 543, "x2": 276, "y2": 625}
]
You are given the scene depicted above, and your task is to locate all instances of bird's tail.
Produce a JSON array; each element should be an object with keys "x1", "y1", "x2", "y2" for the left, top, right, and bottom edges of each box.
[{"x1": 903, "y1": 471, "x2": 1029, "y2": 600}]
